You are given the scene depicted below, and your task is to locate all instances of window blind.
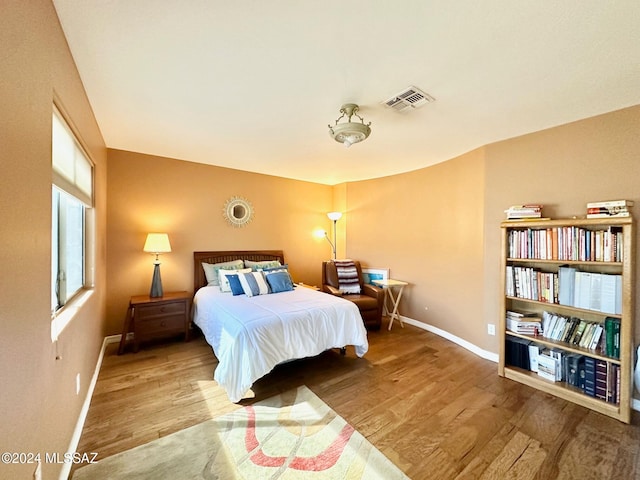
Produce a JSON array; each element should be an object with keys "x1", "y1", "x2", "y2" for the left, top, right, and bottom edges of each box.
[{"x1": 52, "y1": 107, "x2": 93, "y2": 207}]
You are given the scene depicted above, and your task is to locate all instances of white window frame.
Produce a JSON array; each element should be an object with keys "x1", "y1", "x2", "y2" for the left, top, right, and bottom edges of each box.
[{"x1": 51, "y1": 104, "x2": 95, "y2": 341}]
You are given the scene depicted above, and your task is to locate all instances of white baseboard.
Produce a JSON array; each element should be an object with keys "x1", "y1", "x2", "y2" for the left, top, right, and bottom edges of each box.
[
  {"x1": 59, "y1": 334, "x2": 120, "y2": 480},
  {"x1": 400, "y1": 315, "x2": 500, "y2": 363}
]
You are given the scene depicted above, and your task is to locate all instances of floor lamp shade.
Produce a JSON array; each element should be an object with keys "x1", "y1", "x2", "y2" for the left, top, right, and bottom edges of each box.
[{"x1": 143, "y1": 233, "x2": 171, "y2": 298}]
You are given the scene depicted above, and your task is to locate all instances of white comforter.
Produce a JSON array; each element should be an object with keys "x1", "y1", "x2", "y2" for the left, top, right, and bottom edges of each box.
[{"x1": 192, "y1": 285, "x2": 368, "y2": 402}]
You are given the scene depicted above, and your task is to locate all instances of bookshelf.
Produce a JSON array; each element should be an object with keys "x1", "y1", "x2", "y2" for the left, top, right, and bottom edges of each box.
[{"x1": 498, "y1": 217, "x2": 635, "y2": 423}]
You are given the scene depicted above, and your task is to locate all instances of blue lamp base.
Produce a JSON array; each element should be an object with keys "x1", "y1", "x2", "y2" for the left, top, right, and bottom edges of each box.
[{"x1": 149, "y1": 263, "x2": 163, "y2": 298}]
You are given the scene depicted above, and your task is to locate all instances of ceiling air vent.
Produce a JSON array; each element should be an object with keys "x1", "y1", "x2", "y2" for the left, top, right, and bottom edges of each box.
[{"x1": 382, "y1": 86, "x2": 435, "y2": 112}]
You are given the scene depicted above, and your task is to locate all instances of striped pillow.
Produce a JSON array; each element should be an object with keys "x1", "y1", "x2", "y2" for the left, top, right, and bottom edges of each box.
[{"x1": 238, "y1": 271, "x2": 271, "y2": 297}]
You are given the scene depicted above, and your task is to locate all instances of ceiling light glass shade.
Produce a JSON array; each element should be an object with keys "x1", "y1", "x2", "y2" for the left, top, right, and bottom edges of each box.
[
  {"x1": 328, "y1": 103, "x2": 371, "y2": 147},
  {"x1": 327, "y1": 211, "x2": 342, "y2": 221}
]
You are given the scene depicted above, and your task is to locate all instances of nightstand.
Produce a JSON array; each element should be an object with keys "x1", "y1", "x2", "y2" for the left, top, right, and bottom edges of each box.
[{"x1": 118, "y1": 291, "x2": 191, "y2": 354}]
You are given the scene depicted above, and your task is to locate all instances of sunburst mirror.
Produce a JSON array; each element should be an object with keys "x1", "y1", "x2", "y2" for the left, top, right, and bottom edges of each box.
[{"x1": 223, "y1": 196, "x2": 253, "y2": 227}]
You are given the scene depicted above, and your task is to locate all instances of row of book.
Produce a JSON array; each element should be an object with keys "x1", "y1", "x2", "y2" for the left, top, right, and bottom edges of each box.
[
  {"x1": 504, "y1": 204, "x2": 544, "y2": 220},
  {"x1": 506, "y1": 310, "x2": 621, "y2": 359},
  {"x1": 539, "y1": 312, "x2": 621, "y2": 358},
  {"x1": 505, "y1": 337, "x2": 620, "y2": 404},
  {"x1": 506, "y1": 225, "x2": 624, "y2": 262},
  {"x1": 558, "y1": 267, "x2": 622, "y2": 314},
  {"x1": 506, "y1": 266, "x2": 558, "y2": 304},
  {"x1": 505, "y1": 266, "x2": 622, "y2": 315},
  {"x1": 586, "y1": 199, "x2": 633, "y2": 219}
]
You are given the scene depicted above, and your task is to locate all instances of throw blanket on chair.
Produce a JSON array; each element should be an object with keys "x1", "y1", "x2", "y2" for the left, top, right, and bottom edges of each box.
[{"x1": 333, "y1": 259, "x2": 361, "y2": 294}]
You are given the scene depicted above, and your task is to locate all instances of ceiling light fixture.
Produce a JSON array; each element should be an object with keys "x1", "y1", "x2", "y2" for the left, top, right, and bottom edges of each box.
[{"x1": 328, "y1": 103, "x2": 371, "y2": 148}]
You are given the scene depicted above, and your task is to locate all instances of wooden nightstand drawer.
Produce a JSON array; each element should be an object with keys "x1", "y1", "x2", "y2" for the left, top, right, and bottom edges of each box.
[
  {"x1": 136, "y1": 301, "x2": 186, "y2": 319},
  {"x1": 136, "y1": 314, "x2": 184, "y2": 336}
]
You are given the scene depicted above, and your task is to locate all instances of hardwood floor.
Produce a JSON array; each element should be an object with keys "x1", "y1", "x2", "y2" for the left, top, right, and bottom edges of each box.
[{"x1": 73, "y1": 323, "x2": 640, "y2": 479}]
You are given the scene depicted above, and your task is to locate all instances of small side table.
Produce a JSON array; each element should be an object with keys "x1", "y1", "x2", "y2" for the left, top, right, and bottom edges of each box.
[
  {"x1": 118, "y1": 291, "x2": 191, "y2": 354},
  {"x1": 372, "y1": 279, "x2": 408, "y2": 331}
]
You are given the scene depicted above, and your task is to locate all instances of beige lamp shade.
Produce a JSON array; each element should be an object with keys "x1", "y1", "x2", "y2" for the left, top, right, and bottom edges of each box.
[{"x1": 143, "y1": 233, "x2": 172, "y2": 254}]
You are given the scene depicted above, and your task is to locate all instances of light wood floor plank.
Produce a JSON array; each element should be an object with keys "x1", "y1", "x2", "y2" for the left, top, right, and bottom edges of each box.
[{"x1": 72, "y1": 323, "x2": 640, "y2": 479}]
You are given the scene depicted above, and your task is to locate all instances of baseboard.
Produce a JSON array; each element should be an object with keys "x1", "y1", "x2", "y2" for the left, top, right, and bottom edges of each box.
[
  {"x1": 399, "y1": 315, "x2": 500, "y2": 363},
  {"x1": 59, "y1": 334, "x2": 120, "y2": 480}
]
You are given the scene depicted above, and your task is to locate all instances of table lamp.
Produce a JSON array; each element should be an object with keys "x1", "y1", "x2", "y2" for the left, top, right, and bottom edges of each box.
[{"x1": 143, "y1": 233, "x2": 171, "y2": 297}]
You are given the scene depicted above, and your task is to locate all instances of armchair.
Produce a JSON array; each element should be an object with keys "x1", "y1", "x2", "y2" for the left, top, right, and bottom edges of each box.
[{"x1": 322, "y1": 261, "x2": 384, "y2": 330}]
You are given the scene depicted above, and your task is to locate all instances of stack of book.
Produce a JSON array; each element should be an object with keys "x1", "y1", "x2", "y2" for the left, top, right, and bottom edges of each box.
[
  {"x1": 506, "y1": 310, "x2": 542, "y2": 335},
  {"x1": 586, "y1": 199, "x2": 633, "y2": 219},
  {"x1": 504, "y1": 204, "x2": 546, "y2": 220}
]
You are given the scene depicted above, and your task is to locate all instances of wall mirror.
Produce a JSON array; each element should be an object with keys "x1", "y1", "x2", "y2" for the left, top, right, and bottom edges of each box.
[{"x1": 223, "y1": 196, "x2": 253, "y2": 227}]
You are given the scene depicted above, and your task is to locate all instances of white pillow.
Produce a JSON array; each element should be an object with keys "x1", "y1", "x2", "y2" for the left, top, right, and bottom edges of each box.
[
  {"x1": 202, "y1": 259, "x2": 244, "y2": 286},
  {"x1": 219, "y1": 268, "x2": 251, "y2": 292}
]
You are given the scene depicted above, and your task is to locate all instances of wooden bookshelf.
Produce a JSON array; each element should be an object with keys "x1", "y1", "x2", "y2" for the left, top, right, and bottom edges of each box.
[{"x1": 498, "y1": 217, "x2": 635, "y2": 423}]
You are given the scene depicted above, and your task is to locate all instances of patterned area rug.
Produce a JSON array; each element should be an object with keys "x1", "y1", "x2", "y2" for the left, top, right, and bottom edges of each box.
[{"x1": 73, "y1": 385, "x2": 409, "y2": 479}]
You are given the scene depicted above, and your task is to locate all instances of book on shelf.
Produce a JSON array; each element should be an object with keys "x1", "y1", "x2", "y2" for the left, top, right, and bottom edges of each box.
[
  {"x1": 586, "y1": 199, "x2": 634, "y2": 209},
  {"x1": 537, "y1": 351, "x2": 560, "y2": 382},
  {"x1": 528, "y1": 344, "x2": 541, "y2": 372},
  {"x1": 505, "y1": 337, "x2": 532, "y2": 369},
  {"x1": 603, "y1": 317, "x2": 621, "y2": 359},
  {"x1": 504, "y1": 217, "x2": 551, "y2": 222},
  {"x1": 558, "y1": 266, "x2": 576, "y2": 306},
  {"x1": 587, "y1": 207, "x2": 630, "y2": 215},
  {"x1": 564, "y1": 353, "x2": 582, "y2": 387},
  {"x1": 595, "y1": 359, "x2": 608, "y2": 401},
  {"x1": 587, "y1": 211, "x2": 631, "y2": 219},
  {"x1": 504, "y1": 204, "x2": 544, "y2": 220},
  {"x1": 583, "y1": 356, "x2": 596, "y2": 397}
]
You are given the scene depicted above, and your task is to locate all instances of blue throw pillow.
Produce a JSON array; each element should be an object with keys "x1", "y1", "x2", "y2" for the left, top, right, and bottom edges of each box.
[
  {"x1": 265, "y1": 271, "x2": 294, "y2": 293},
  {"x1": 227, "y1": 274, "x2": 245, "y2": 296}
]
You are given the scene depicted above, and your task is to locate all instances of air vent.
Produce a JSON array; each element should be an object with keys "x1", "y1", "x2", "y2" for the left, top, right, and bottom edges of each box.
[{"x1": 382, "y1": 86, "x2": 435, "y2": 112}]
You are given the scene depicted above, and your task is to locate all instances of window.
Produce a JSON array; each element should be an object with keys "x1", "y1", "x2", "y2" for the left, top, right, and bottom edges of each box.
[{"x1": 51, "y1": 106, "x2": 94, "y2": 318}]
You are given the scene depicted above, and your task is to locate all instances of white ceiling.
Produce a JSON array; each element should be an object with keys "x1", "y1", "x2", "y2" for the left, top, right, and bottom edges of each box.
[{"x1": 52, "y1": 1, "x2": 640, "y2": 185}]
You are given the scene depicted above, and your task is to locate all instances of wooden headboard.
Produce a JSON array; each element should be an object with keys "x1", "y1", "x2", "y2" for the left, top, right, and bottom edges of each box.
[{"x1": 193, "y1": 250, "x2": 285, "y2": 292}]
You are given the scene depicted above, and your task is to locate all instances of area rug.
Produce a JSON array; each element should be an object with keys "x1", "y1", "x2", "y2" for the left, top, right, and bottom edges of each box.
[{"x1": 73, "y1": 385, "x2": 409, "y2": 479}]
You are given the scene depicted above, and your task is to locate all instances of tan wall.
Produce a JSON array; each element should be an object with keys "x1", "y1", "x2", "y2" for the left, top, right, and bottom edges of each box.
[
  {"x1": 344, "y1": 149, "x2": 487, "y2": 347},
  {"x1": 106, "y1": 150, "x2": 335, "y2": 334},
  {"x1": 483, "y1": 105, "x2": 640, "y2": 351},
  {"x1": 0, "y1": 1, "x2": 108, "y2": 479}
]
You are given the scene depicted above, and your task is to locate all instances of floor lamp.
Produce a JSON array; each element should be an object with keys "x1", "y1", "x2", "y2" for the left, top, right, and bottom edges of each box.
[{"x1": 325, "y1": 212, "x2": 342, "y2": 259}]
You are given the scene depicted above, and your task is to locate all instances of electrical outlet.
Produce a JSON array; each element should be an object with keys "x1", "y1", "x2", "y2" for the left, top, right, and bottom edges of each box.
[{"x1": 487, "y1": 324, "x2": 496, "y2": 336}]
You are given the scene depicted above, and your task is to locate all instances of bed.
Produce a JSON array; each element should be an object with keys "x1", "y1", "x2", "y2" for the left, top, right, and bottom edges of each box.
[{"x1": 192, "y1": 250, "x2": 369, "y2": 402}]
